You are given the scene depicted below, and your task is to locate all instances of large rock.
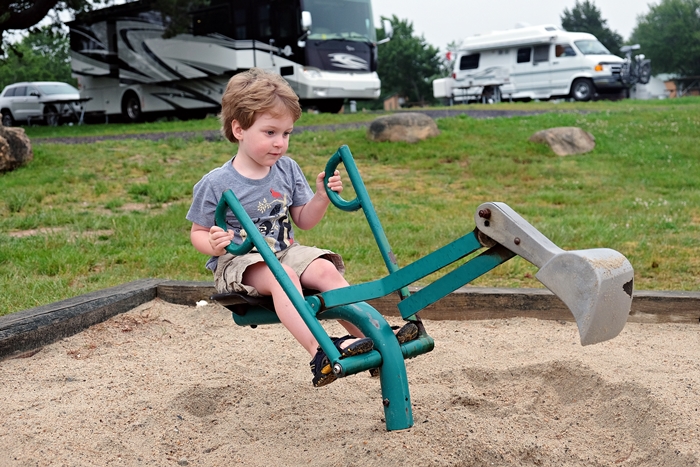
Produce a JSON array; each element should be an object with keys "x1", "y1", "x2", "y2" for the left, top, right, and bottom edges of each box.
[
  {"x1": 529, "y1": 127, "x2": 595, "y2": 156},
  {"x1": 0, "y1": 126, "x2": 33, "y2": 172},
  {"x1": 367, "y1": 112, "x2": 440, "y2": 143}
]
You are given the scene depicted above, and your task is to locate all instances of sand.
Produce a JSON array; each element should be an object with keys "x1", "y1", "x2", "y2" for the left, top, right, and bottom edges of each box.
[{"x1": 1, "y1": 299, "x2": 698, "y2": 466}]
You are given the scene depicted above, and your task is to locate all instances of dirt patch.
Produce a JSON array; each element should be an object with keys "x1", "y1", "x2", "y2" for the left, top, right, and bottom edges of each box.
[
  {"x1": 7, "y1": 227, "x2": 114, "y2": 239},
  {"x1": 0, "y1": 299, "x2": 697, "y2": 466}
]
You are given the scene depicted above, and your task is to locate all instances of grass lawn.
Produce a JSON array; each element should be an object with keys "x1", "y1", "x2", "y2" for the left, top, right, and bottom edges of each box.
[{"x1": 1, "y1": 97, "x2": 699, "y2": 315}]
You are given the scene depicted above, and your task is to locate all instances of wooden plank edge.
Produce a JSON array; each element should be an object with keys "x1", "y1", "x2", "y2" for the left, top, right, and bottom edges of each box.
[
  {"x1": 2, "y1": 280, "x2": 697, "y2": 361},
  {"x1": 0, "y1": 279, "x2": 163, "y2": 361},
  {"x1": 158, "y1": 282, "x2": 700, "y2": 324}
]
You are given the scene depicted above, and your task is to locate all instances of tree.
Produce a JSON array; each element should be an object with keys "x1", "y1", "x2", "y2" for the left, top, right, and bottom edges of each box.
[
  {"x1": 561, "y1": 0, "x2": 623, "y2": 57},
  {"x1": 0, "y1": 25, "x2": 75, "y2": 89},
  {"x1": 0, "y1": 1, "x2": 206, "y2": 57},
  {"x1": 630, "y1": 0, "x2": 700, "y2": 77},
  {"x1": 0, "y1": 1, "x2": 95, "y2": 57},
  {"x1": 376, "y1": 15, "x2": 442, "y2": 106}
]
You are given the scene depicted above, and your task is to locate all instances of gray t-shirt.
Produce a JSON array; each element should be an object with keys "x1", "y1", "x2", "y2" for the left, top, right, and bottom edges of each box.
[{"x1": 186, "y1": 156, "x2": 314, "y2": 270}]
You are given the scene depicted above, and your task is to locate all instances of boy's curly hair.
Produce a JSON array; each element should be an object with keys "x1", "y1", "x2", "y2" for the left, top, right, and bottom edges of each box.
[{"x1": 219, "y1": 68, "x2": 302, "y2": 143}]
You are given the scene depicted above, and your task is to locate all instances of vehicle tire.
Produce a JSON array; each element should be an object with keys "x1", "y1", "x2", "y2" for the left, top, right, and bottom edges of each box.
[
  {"x1": 314, "y1": 99, "x2": 345, "y2": 113},
  {"x1": 122, "y1": 92, "x2": 143, "y2": 123},
  {"x1": 43, "y1": 105, "x2": 59, "y2": 126},
  {"x1": 638, "y1": 61, "x2": 651, "y2": 85},
  {"x1": 571, "y1": 79, "x2": 594, "y2": 102},
  {"x1": 1, "y1": 110, "x2": 15, "y2": 127}
]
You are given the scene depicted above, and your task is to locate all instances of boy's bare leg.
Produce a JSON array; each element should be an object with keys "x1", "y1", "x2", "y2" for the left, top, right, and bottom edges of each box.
[
  {"x1": 242, "y1": 262, "x2": 319, "y2": 355},
  {"x1": 300, "y1": 258, "x2": 364, "y2": 338},
  {"x1": 242, "y1": 261, "x2": 368, "y2": 356}
]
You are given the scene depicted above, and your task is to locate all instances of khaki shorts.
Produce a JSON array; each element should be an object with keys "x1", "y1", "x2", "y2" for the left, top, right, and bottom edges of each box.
[{"x1": 213, "y1": 243, "x2": 345, "y2": 296}]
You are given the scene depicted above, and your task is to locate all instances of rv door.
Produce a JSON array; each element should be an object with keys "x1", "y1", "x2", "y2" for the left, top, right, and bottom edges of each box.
[
  {"x1": 530, "y1": 44, "x2": 552, "y2": 96},
  {"x1": 512, "y1": 47, "x2": 534, "y2": 94},
  {"x1": 550, "y1": 43, "x2": 578, "y2": 93}
]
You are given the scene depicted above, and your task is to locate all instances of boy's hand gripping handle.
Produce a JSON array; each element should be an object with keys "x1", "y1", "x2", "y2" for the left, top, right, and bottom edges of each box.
[
  {"x1": 215, "y1": 189, "x2": 255, "y2": 256},
  {"x1": 323, "y1": 145, "x2": 362, "y2": 212}
]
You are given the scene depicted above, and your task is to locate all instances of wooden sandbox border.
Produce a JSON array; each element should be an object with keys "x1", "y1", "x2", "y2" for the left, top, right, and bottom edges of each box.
[{"x1": 1, "y1": 279, "x2": 698, "y2": 360}]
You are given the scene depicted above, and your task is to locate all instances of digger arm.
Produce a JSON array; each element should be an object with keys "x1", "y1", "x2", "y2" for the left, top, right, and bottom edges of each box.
[{"x1": 474, "y1": 202, "x2": 634, "y2": 345}]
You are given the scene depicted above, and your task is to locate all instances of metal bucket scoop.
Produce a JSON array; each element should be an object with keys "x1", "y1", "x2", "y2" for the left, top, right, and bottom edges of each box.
[{"x1": 475, "y1": 202, "x2": 634, "y2": 345}]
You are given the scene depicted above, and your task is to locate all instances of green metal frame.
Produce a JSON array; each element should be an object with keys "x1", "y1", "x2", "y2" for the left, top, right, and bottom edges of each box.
[{"x1": 214, "y1": 145, "x2": 515, "y2": 431}]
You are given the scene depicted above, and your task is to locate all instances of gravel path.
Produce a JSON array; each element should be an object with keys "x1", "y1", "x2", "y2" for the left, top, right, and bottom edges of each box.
[{"x1": 32, "y1": 109, "x2": 547, "y2": 145}]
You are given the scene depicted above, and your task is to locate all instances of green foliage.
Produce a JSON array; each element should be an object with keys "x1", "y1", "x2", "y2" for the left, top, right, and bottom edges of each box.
[
  {"x1": 561, "y1": 0, "x2": 624, "y2": 56},
  {"x1": 630, "y1": 0, "x2": 700, "y2": 77},
  {"x1": 0, "y1": 0, "x2": 99, "y2": 57},
  {"x1": 0, "y1": 25, "x2": 76, "y2": 89},
  {"x1": 376, "y1": 15, "x2": 442, "y2": 105},
  {"x1": 0, "y1": 0, "x2": 208, "y2": 58}
]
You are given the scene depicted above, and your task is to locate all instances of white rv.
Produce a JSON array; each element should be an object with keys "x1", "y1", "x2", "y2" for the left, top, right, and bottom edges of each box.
[
  {"x1": 68, "y1": 0, "x2": 389, "y2": 122},
  {"x1": 433, "y1": 24, "x2": 626, "y2": 103}
]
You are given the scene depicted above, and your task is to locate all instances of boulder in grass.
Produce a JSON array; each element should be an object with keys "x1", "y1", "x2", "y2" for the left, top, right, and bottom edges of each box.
[
  {"x1": 529, "y1": 127, "x2": 595, "y2": 156},
  {"x1": 0, "y1": 126, "x2": 33, "y2": 173},
  {"x1": 367, "y1": 112, "x2": 440, "y2": 143}
]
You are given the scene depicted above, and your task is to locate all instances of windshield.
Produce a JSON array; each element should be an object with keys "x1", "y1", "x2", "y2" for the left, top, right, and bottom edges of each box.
[
  {"x1": 37, "y1": 83, "x2": 79, "y2": 95},
  {"x1": 574, "y1": 40, "x2": 611, "y2": 55},
  {"x1": 303, "y1": 0, "x2": 376, "y2": 42}
]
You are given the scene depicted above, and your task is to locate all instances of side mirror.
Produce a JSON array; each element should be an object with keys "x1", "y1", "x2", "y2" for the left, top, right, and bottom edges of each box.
[
  {"x1": 383, "y1": 19, "x2": 393, "y2": 39},
  {"x1": 377, "y1": 19, "x2": 393, "y2": 45},
  {"x1": 301, "y1": 11, "x2": 312, "y2": 31}
]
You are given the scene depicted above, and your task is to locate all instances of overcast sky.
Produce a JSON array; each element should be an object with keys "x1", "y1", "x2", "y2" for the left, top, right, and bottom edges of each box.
[{"x1": 371, "y1": 0, "x2": 652, "y2": 51}]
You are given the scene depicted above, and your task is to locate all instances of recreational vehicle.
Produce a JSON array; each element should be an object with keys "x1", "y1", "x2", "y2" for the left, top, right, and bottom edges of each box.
[
  {"x1": 68, "y1": 0, "x2": 390, "y2": 121},
  {"x1": 433, "y1": 24, "x2": 626, "y2": 103}
]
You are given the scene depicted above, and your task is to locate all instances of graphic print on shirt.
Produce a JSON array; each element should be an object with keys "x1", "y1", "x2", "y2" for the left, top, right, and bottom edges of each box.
[{"x1": 241, "y1": 188, "x2": 293, "y2": 251}]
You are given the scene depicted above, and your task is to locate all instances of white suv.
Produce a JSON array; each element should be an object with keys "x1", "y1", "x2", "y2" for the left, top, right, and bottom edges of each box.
[{"x1": 0, "y1": 81, "x2": 82, "y2": 126}]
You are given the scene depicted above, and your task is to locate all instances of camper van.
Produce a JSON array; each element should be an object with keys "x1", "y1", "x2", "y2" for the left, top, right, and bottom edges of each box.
[
  {"x1": 433, "y1": 24, "x2": 626, "y2": 103},
  {"x1": 68, "y1": 0, "x2": 389, "y2": 121}
]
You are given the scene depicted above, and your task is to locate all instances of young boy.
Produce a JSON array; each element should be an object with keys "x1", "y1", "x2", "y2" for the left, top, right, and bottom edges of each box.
[{"x1": 187, "y1": 68, "x2": 417, "y2": 387}]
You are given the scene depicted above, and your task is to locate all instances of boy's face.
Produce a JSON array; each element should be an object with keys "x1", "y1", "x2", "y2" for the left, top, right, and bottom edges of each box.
[{"x1": 232, "y1": 107, "x2": 295, "y2": 169}]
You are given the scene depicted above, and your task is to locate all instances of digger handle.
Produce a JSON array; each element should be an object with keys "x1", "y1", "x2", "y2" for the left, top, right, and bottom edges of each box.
[
  {"x1": 215, "y1": 189, "x2": 255, "y2": 255},
  {"x1": 324, "y1": 145, "x2": 362, "y2": 212}
]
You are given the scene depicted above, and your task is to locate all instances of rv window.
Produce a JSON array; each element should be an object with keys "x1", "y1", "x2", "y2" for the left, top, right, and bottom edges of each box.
[
  {"x1": 459, "y1": 54, "x2": 480, "y2": 70},
  {"x1": 3, "y1": 87, "x2": 16, "y2": 97},
  {"x1": 555, "y1": 44, "x2": 576, "y2": 57},
  {"x1": 234, "y1": 8, "x2": 247, "y2": 39},
  {"x1": 258, "y1": 4, "x2": 272, "y2": 37},
  {"x1": 192, "y1": 4, "x2": 231, "y2": 37},
  {"x1": 574, "y1": 40, "x2": 611, "y2": 55},
  {"x1": 533, "y1": 45, "x2": 549, "y2": 63},
  {"x1": 516, "y1": 48, "x2": 531, "y2": 63},
  {"x1": 70, "y1": 27, "x2": 107, "y2": 54}
]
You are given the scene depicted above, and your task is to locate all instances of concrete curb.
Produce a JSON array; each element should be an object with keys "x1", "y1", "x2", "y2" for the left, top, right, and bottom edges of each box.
[{"x1": 1, "y1": 279, "x2": 698, "y2": 361}]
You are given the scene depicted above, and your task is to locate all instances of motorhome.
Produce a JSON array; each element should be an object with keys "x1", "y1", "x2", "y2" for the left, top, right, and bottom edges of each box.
[
  {"x1": 433, "y1": 24, "x2": 626, "y2": 103},
  {"x1": 68, "y1": 0, "x2": 389, "y2": 121}
]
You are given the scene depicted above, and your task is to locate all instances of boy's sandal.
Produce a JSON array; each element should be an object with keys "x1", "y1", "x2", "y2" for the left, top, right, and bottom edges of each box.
[
  {"x1": 311, "y1": 336, "x2": 374, "y2": 387},
  {"x1": 368, "y1": 323, "x2": 420, "y2": 377},
  {"x1": 310, "y1": 347, "x2": 336, "y2": 387},
  {"x1": 333, "y1": 335, "x2": 374, "y2": 357},
  {"x1": 395, "y1": 322, "x2": 419, "y2": 344}
]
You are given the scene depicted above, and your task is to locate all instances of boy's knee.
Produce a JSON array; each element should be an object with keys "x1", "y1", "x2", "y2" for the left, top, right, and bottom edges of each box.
[
  {"x1": 282, "y1": 263, "x2": 299, "y2": 277},
  {"x1": 312, "y1": 258, "x2": 340, "y2": 275}
]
